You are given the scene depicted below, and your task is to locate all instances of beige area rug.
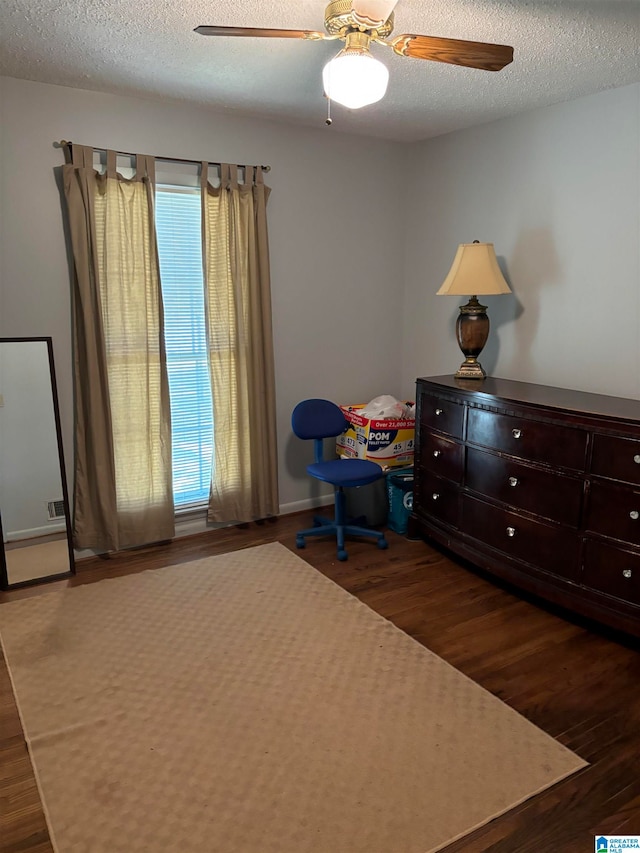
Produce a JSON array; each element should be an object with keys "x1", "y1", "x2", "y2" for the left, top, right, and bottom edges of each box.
[{"x1": 0, "y1": 542, "x2": 587, "y2": 853}]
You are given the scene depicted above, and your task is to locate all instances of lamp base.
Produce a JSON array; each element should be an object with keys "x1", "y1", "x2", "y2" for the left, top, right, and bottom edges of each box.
[
  {"x1": 454, "y1": 296, "x2": 490, "y2": 381},
  {"x1": 455, "y1": 358, "x2": 487, "y2": 380}
]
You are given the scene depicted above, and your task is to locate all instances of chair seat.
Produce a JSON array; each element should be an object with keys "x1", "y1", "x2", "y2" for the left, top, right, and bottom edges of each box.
[{"x1": 307, "y1": 458, "x2": 383, "y2": 488}]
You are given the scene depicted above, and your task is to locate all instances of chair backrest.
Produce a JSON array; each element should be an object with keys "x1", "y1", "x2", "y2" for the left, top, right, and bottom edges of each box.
[
  {"x1": 292, "y1": 399, "x2": 347, "y2": 440},
  {"x1": 292, "y1": 399, "x2": 347, "y2": 464}
]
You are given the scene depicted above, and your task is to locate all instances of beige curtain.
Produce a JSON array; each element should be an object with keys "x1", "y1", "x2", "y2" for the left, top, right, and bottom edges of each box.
[
  {"x1": 62, "y1": 146, "x2": 174, "y2": 550},
  {"x1": 201, "y1": 163, "x2": 279, "y2": 522}
]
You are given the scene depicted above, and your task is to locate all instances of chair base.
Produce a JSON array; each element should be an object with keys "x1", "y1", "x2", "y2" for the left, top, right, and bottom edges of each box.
[{"x1": 295, "y1": 489, "x2": 388, "y2": 561}]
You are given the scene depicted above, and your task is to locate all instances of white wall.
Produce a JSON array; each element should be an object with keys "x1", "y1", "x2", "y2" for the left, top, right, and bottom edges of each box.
[
  {"x1": 401, "y1": 83, "x2": 640, "y2": 401},
  {"x1": 2, "y1": 75, "x2": 640, "y2": 538},
  {"x1": 0, "y1": 76, "x2": 405, "y2": 515}
]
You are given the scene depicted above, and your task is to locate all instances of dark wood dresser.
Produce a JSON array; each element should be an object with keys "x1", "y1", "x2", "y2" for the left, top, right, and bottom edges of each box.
[{"x1": 413, "y1": 375, "x2": 640, "y2": 637}]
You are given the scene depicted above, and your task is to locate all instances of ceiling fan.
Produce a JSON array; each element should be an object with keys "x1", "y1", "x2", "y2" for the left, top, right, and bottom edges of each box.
[{"x1": 195, "y1": 0, "x2": 514, "y2": 111}]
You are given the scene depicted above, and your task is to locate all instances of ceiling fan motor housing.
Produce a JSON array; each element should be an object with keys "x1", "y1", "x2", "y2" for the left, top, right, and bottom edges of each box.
[{"x1": 324, "y1": 1, "x2": 395, "y2": 37}]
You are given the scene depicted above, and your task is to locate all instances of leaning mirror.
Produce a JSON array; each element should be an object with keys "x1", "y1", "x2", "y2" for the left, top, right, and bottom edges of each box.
[{"x1": 0, "y1": 337, "x2": 75, "y2": 589}]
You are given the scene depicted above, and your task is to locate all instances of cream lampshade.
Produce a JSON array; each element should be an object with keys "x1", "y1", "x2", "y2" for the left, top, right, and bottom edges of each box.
[{"x1": 437, "y1": 241, "x2": 511, "y2": 379}]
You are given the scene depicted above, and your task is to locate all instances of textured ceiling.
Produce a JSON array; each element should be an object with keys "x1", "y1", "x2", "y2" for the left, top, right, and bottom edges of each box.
[{"x1": 1, "y1": 0, "x2": 639, "y2": 142}]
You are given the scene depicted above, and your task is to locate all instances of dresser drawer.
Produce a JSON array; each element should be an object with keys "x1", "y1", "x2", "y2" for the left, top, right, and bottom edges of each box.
[
  {"x1": 583, "y1": 539, "x2": 640, "y2": 606},
  {"x1": 461, "y1": 494, "x2": 580, "y2": 581},
  {"x1": 419, "y1": 393, "x2": 464, "y2": 439},
  {"x1": 591, "y1": 433, "x2": 640, "y2": 486},
  {"x1": 420, "y1": 432, "x2": 463, "y2": 483},
  {"x1": 414, "y1": 471, "x2": 460, "y2": 528},
  {"x1": 466, "y1": 407, "x2": 587, "y2": 470},
  {"x1": 465, "y1": 447, "x2": 583, "y2": 527},
  {"x1": 586, "y1": 481, "x2": 640, "y2": 546}
]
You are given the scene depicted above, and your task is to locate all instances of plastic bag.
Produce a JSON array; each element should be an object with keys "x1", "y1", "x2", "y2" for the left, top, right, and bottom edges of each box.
[{"x1": 360, "y1": 395, "x2": 412, "y2": 419}]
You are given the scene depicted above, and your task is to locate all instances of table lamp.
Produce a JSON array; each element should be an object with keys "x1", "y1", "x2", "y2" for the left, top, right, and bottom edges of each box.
[{"x1": 437, "y1": 241, "x2": 511, "y2": 379}]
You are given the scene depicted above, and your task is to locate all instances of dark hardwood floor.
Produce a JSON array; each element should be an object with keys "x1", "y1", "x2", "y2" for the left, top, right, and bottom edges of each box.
[{"x1": 1, "y1": 512, "x2": 639, "y2": 852}]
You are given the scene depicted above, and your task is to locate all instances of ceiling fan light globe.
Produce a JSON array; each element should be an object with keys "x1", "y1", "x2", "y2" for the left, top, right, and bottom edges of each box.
[{"x1": 322, "y1": 52, "x2": 389, "y2": 109}]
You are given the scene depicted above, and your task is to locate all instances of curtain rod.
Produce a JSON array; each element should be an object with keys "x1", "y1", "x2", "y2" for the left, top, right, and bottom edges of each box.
[{"x1": 58, "y1": 140, "x2": 271, "y2": 172}]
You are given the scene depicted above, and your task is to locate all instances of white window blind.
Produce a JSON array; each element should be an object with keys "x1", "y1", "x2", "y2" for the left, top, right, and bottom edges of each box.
[{"x1": 155, "y1": 185, "x2": 213, "y2": 508}]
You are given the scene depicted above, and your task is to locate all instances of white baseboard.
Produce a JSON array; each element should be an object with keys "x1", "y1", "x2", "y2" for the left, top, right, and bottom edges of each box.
[
  {"x1": 5, "y1": 522, "x2": 67, "y2": 542},
  {"x1": 277, "y1": 495, "x2": 334, "y2": 517},
  {"x1": 73, "y1": 494, "x2": 335, "y2": 559},
  {"x1": 174, "y1": 495, "x2": 334, "y2": 538}
]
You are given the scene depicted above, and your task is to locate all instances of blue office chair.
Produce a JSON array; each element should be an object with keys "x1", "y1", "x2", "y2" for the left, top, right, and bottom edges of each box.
[{"x1": 292, "y1": 398, "x2": 388, "y2": 561}]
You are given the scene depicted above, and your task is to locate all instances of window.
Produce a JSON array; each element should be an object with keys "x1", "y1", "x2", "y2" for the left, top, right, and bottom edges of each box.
[{"x1": 155, "y1": 186, "x2": 213, "y2": 509}]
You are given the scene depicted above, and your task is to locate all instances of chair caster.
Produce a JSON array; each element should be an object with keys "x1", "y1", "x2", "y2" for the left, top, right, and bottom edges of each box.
[
  {"x1": 296, "y1": 535, "x2": 306, "y2": 549},
  {"x1": 337, "y1": 549, "x2": 348, "y2": 562},
  {"x1": 377, "y1": 537, "x2": 388, "y2": 550}
]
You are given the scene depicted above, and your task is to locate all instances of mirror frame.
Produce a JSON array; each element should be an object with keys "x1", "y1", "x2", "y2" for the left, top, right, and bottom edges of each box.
[{"x1": 0, "y1": 336, "x2": 75, "y2": 589}]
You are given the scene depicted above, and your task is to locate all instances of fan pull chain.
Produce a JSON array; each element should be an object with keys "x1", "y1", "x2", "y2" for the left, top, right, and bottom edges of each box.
[{"x1": 326, "y1": 96, "x2": 332, "y2": 126}]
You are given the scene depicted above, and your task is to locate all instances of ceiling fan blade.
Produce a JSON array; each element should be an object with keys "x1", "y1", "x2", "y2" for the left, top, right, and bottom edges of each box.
[
  {"x1": 391, "y1": 34, "x2": 514, "y2": 71},
  {"x1": 350, "y1": 0, "x2": 399, "y2": 28},
  {"x1": 194, "y1": 25, "x2": 326, "y2": 41}
]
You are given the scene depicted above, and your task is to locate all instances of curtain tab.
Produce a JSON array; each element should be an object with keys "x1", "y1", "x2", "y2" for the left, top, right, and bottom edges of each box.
[
  {"x1": 135, "y1": 154, "x2": 156, "y2": 185},
  {"x1": 106, "y1": 150, "x2": 117, "y2": 177},
  {"x1": 200, "y1": 161, "x2": 209, "y2": 190},
  {"x1": 71, "y1": 144, "x2": 94, "y2": 170}
]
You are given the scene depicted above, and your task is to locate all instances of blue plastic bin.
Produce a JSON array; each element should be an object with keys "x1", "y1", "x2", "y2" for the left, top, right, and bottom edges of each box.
[{"x1": 386, "y1": 467, "x2": 414, "y2": 534}]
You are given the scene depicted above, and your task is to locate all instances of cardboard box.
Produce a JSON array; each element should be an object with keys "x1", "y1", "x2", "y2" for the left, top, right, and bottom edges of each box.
[{"x1": 336, "y1": 403, "x2": 415, "y2": 469}]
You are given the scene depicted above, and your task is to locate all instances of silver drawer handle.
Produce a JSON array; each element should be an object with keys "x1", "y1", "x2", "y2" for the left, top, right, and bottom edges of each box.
[
  {"x1": 432, "y1": 493, "x2": 440, "y2": 501},
  {"x1": 630, "y1": 510, "x2": 639, "y2": 521},
  {"x1": 512, "y1": 428, "x2": 522, "y2": 439},
  {"x1": 623, "y1": 568, "x2": 633, "y2": 579},
  {"x1": 506, "y1": 526, "x2": 516, "y2": 537},
  {"x1": 433, "y1": 450, "x2": 441, "y2": 458},
  {"x1": 508, "y1": 476, "x2": 519, "y2": 487},
  {"x1": 435, "y1": 408, "x2": 443, "y2": 416},
  {"x1": 634, "y1": 455, "x2": 640, "y2": 464}
]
